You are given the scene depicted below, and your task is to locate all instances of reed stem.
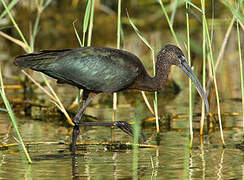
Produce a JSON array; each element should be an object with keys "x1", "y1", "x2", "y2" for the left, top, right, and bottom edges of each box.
[
  {"x1": 185, "y1": 1, "x2": 193, "y2": 148},
  {"x1": 87, "y1": 0, "x2": 95, "y2": 46},
  {"x1": 126, "y1": 11, "x2": 158, "y2": 132},
  {"x1": 237, "y1": 20, "x2": 244, "y2": 137},
  {"x1": 113, "y1": 0, "x2": 121, "y2": 114},
  {"x1": 201, "y1": 0, "x2": 225, "y2": 146},
  {"x1": 0, "y1": 68, "x2": 32, "y2": 163}
]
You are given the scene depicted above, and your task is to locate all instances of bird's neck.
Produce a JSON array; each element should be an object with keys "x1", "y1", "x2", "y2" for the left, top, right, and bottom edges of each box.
[
  {"x1": 154, "y1": 57, "x2": 171, "y2": 89},
  {"x1": 129, "y1": 55, "x2": 171, "y2": 92},
  {"x1": 130, "y1": 59, "x2": 171, "y2": 92}
]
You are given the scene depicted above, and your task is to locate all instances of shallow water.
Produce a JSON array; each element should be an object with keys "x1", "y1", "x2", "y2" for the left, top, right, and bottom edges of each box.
[{"x1": 0, "y1": 98, "x2": 243, "y2": 180}]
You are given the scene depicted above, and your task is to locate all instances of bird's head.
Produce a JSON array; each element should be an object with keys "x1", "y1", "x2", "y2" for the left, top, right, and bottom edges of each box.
[
  {"x1": 158, "y1": 44, "x2": 210, "y2": 115},
  {"x1": 159, "y1": 44, "x2": 186, "y2": 66}
]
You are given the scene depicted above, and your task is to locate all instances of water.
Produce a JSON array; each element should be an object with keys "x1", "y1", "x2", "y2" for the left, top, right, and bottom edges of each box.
[{"x1": 0, "y1": 99, "x2": 243, "y2": 179}]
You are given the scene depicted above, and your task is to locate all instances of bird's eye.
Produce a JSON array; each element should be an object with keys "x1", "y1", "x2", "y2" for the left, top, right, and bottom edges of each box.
[
  {"x1": 177, "y1": 55, "x2": 183, "y2": 63},
  {"x1": 178, "y1": 55, "x2": 186, "y2": 63}
]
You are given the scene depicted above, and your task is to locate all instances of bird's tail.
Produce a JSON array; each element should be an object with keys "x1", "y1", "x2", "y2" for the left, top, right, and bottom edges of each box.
[{"x1": 14, "y1": 49, "x2": 70, "y2": 70}]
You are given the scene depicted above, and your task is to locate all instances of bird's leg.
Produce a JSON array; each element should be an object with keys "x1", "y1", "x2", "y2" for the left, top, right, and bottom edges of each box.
[
  {"x1": 73, "y1": 91, "x2": 93, "y2": 124},
  {"x1": 72, "y1": 91, "x2": 95, "y2": 155}
]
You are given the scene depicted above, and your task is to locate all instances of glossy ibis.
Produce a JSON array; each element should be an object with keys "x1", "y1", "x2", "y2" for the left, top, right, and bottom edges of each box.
[{"x1": 15, "y1": 44, "x2": 209, "y2": 154}]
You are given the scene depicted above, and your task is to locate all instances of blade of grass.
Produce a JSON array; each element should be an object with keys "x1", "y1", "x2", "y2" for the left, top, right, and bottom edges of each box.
[
  {"x1": 200, "y1": 0, "x2": 207, "y2": 136},
  {"x1": 210, "y1": 0, "x2": 214, "y2": 43},
  {"x1": 170, "y1": 0, "x2": 178, "y2": 25},
  {"x1": 21, "y1": 70, "x2": 73, "y2": 125},
  {"x1": 141, "y1": 91, "x2": 155, "y2": 115},
  {"x1": 0, "y1": 31, "x2": 27, "y2": 50},
  {"x1": 0, "y1": 68, "x2": 32, "y2": 163},
  {"x1": 0, "y1": 107, "x2": 8, "y2": 112},
  {"x1": 237, "y1": 15, "x2": 244, "y2": 138},
  {"x1": 112, "y1": 0, "x2": 122, "y2": 117},
  {"x1": 87, "y1": 0, "x2": 95, "y2": 46},
  {"x1": 201, "y1": 0, "x2": 225, "y2": 146},
  {"x1": 72, "y1": 1, "x2": 91, "y2": 110},
  {"x1": 2, "y1": 0, "x2": 74, "y2": 136},
  {"x1": 221, "y1": 0, "x2": 244, "y2": 25},
  {"x1": 185, "y1": 0, "x2": 202, "y2": 12},
  {"x1": 30, "y1": 0, "x2": 47, "y2": 51},
  {"x1": 127, "y1": 11, "x2": 159, "y2": 133},
  {"x1": 71, "y1": 20, "x2": 85, "y2": 111},
  {"x1": 156, "y1": 0, "x2": 180, "y2": 46},
  {"x1": 206, "y1": 17, "x2": 235, "y2": 93},
  {"x1": 21, "y1": 70, "x2": 56, "y2": 101},
  {"x1": 40, "y1": 73, "x2": 74, "y2": 125},
  {"x1": 185, "y1": 1, "x2": 193, "y2": 148},
  {"x1": 42, "y1": 0, "x2": 52, "y2": 10},
  {"x1": 30, "y1": 4, "x2": 41, "y2": 51},
  {"x1": 117, "y1": 0, "x2": 121, "y2": 50},
  {"x1": 30, "y1": 1, "x2": 73, "y2": 125},
  {"x1": 71, "y1": 0, "x2": 94, "y2": 120},
  {"x1": 0, "y1": 0, "x2": 18, "y2": 19},
  {"x1": 73, "y1": 19, "x2": 83, "y2": 47},
  {"x1": 83, "y1": 0, "x2": 91, "y2": 46},
  {"x1": 1, "y1": 0, "x2": 31, "y2": 52},
  {"x1": 132, "y1": 100, "x2": 143, "y2": 180}
]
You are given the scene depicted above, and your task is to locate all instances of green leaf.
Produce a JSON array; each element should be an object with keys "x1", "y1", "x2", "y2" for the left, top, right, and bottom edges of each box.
[
  {"x1": 221, "y1": 0, "x2": 244, "y2": 24},
  {"x1": 0, "y1": 0, "x2": 19, "y2": 19},
  {"x1": 0, "y1": 69, "x2": 32, "y2": 163},
  {"x1": 83, "y1": 0, "x2": 91, "y2": 34},
  {"x1": 126, "y1": 10, "x2": 153, "y2": 51},
  {"x1": 0, "y1": 107, "x2": 8, "y2": 112}
]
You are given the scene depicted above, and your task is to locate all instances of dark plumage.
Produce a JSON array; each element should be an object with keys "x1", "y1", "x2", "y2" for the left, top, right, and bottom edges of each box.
[
  {"x1": 15, "y1": 47, "x2": 146, "y2": 92},
  {"x1": 15, "y1": 44, "x2": 209, "y2": 154}
]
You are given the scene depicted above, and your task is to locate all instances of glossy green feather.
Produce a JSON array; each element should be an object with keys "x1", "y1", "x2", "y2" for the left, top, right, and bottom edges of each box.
[{"x1": 15, "y1": 47, "x2": 144, "y2": 93}]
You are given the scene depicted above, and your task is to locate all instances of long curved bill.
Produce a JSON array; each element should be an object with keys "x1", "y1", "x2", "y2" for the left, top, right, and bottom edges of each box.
[{"x1": 180, "y1": 56, "x2": 209, "y2": 115}]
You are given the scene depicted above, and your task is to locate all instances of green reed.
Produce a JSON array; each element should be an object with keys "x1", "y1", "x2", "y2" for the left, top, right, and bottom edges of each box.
[
  {"x1": 157, "y1": 0, "x2": 196, "y2": 144},
  {"x1": 200, "y1": 2, "x2": 207, "y2": 136},
  {"x1": 156, "y1": 0, "x2": 180, "y2": 47},
  {"x1": 0, "y1": 68, "x2": 32, "y2": 163},
  {"x1": 1, "y1": 0, "x2": 30, "y2": 51},
  {"x1": 0, "y1": 0, "x2": 18, "y2": 19},
  {"x1": 222, "y1": 0, "x2": 244, "y2": 24},
  {"x1": 1, "y1": 0, "x2": 73, "y2": 147},
  {"x1": 127, "y1": 11, "x2": 159, "y2": 133},
  {"x1": 222, "y1": 0, "x2": 244, "y2": 138},
  {"x1": 201, "y1": 0, "x2": 225, "y2": 146},
  {"x1": 73, "y1": 20, "x2": 83, "y2": 47},
  {"x1": 183, "y1": 1, "x2": 192, "y2": 178},
  {"x1": 83, "y1": 0, "x2": 91, "y2": 46},
  {"x1": 157, "y1": 0, "x2": 196, "y2": 147},
  {"x1": 73, "y1": 0, "x2": 91, "y2": 110},
  {"x1": 112, "y1": 0, "x2": 122, "y2": 115},
  {"x1": 236, "y1": 0, "x2": 244, "y2": 137},
  {"x1": 30, "y1": 0, "x2": 52, "y2": 51},
  {"x1": 0, "y1": 0, "x2": 32, "y2": 163},
  {"x1": 237, "y1": 20, "x2": 244, "y2": 137},
  {"x1": 132, "y1": 101, "x2": 143, "y2": 180},
  {"x1": 87, "y1": 0, "x2": 95, "y2": 46},
  {"x1": 185, "y1": 0, "x2": 193, "y2": 148}
]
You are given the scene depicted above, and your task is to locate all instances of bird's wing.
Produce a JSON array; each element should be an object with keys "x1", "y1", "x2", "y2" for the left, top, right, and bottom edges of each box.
[
  {"x1": 49, "y1": 48, "x2": 141, "y2": 92},
  {"x1": 15, "y1": 47, "x2": 142, "y2": 93}
]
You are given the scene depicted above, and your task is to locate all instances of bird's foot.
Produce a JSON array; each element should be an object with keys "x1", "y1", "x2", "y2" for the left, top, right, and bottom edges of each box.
[{"x1": 113, "y1": 121, "x2": 146, "y2": 142}]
